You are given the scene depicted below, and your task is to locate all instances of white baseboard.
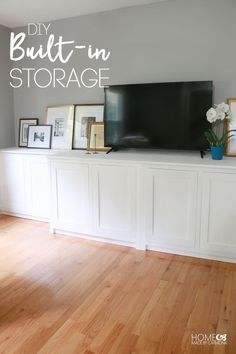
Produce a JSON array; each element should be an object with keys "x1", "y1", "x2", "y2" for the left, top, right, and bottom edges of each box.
[
  {"x1": 0, "y1": 211, "x2": 49, "y2": 223},
  {"x1": 53, "y1": 228, "x2": 135, "y2": 249},
  {"x1": 1, "y1": 211, "x2": 235, "y2": 264},
  {"x1": 146, "y1": 244, "x2": 236, "y2": 264}
]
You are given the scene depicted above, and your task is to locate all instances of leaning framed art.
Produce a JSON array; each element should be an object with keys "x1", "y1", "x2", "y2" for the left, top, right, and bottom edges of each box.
[
  {"x1": 46, "y1": 105, "x2": 75, "y2": 149},
  {"x1": 18, "y1": 118, "x2": 38, "y2": 147},
  {"x1": 225, "y1": 99, "x2": 236, "y2": 156},
  {"x1": 27, "y1": 125, "x2": 52, "y2": 149},
  {"x1": 72, "y1": 104, "x2": 104, "y2": 149},
  {"x1": 87, "y1": 122, "x2": 109, "y2": 152}
]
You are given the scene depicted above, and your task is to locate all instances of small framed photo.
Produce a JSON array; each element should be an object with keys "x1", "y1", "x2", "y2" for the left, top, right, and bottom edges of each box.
[
  {"x1": 73, "y1": 104, "x2": 104, "y2": 149},
  {"x1": 19, "y1": 118, "x2": 39, "y2": 147},
  {"x1": 87, "y1": 122, "x2": 109, "y2": 152},
  {"x1": 46, "y1": 105, "x2": 75, "y2": 149},
  {"x1": 226, "y1": 99, "x2": 236, "y2": 156},
  {"x1": 27, "y1": 125, "x2": 52, "y2": 149}
]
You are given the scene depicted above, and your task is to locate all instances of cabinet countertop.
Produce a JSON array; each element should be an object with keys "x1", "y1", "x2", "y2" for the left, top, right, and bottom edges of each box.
[{"x1": 1, "y1": 147, "x2": 236, "y2": 170}]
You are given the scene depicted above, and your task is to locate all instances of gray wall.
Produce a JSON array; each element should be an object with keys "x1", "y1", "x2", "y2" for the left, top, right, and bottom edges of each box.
[
  {"x1": 0, "y1": 25, "x2": 15, "y2": 148},
  {"x1": 13, "y1": 0, "x2": 236, "y2": 140}
]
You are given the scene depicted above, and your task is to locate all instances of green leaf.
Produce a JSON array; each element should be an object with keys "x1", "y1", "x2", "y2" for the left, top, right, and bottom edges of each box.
[
  {"x1": 206, "y1": 129, "x2": 220, "y2": 146},
  {"x1": 204, "y1": 128, "x2": 236, "y2": 147},
  {"x1": 204, "y1": 132, "x2": 214, "y2": 146},
  {"x1": 219, "y1": 132, "x2": 227, "y2": 146}
]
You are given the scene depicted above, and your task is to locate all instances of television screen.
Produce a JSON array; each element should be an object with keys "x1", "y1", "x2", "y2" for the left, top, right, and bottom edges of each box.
[{"x1": 104, "y1": 81, "x2": 213, "y2": 151}]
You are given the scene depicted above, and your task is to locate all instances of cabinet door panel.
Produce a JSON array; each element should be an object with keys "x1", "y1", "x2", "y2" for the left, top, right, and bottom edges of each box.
[
  {"x1": 145, "y1": 169, "x2": 197, "y2": 248},
  {"x1": 92, "y1": 164, "x2": 136, "y2": 242},
  {"x1": 200, "y1": 173, "x2": 236, "y2": 256},
  {"x1": 25, "y1": 157, "x2": 50, "y2": 219},
  {"x1": 0, "y1": 154, "x2": 26, "y2": 213},
  {"x1": 51, "y1": 162, "x2": 90, "y2": 233}
]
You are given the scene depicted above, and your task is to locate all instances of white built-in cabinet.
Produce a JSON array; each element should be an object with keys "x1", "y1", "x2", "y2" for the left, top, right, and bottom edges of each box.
[
  {"x1": 0, "y1": 151, "x2": 50, "y2": 220},
  {"x1": 144, "y1": 168, "x2": 198, "y2": 250},
  {"x1": 24, "y1": 156, "x2": 50, "y2": 219},
  {"x1": 51, "y1": 161, "x2": 90, "y2": 234},
  {"x1": 51, "y1": 161, "x2": 137, "y2": 245},
  {"x1": 1, "y1": 153, "x2": 26, "y2": 214},
  {"x1": 199, "y1": 172, "x2": 236, "y2": 258},
  {"x1": 91, "y1": 164, "x2": 137, "y2": 243},
  {"x1": 1, "y1": 148, "x2": 236, "y2": 263}
]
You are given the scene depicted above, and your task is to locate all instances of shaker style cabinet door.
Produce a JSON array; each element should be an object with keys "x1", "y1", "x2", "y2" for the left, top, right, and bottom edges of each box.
[
  {"x1": 144, "y1": 168, "x2": 198, "y2": 249},
  {"x1": 0, "y1": 154, "x2": 26, "y2": 214},
  {"x1": 24, "y1": 156, "x2": 51, "y2": 219},
  {"x1": 50, "y1": 161, "x2": 91, "y2": 234},
  {"x1": 200, "y1": 172, "x2": 236, "y2": 257},
  {"x1": 91, "y1": 164, "x2": 137, "y2": 244}
]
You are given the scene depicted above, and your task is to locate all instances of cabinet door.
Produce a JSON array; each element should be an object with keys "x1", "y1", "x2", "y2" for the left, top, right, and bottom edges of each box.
[
  {"x1": 24, "y1": 156, "x2": 50, "y2": 219},
  {"x1": 0, "y1": 154, "x2": 26, "y2": 214},
  {"x1": 92, "y1": 164, "x2": 137, "y2": 243},
  {"x1": 145, "y1": 168, "x2": 198, "y2": 249},
  {"x1": 200, "y1": 172, "x2": 236, "y2": 257},
  {"x1": 51, "y1": 162, "x2": 90, "y2": 234}
]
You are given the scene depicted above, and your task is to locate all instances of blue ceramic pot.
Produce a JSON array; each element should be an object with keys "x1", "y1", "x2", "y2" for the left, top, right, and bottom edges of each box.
[{"x1": 211, "y1": 146, "x2": 224, "y2": 160}]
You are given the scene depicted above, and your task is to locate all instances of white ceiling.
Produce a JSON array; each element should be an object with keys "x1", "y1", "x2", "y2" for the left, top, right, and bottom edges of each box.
[{"x1": 0, "y1": 0, "x2": 167, "y2": 28}]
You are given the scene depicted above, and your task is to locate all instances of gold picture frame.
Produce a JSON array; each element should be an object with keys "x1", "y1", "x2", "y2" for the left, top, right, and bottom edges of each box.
[
  {"x1": 87, "y1": 122, "x2": 109, "y2": 152},
  {"x1": 225, "y1": 98, "x2": 236, "y2": 156}
]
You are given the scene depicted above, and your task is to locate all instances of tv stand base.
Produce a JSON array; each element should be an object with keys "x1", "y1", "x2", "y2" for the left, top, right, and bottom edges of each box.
[
  {"x1": 106, "y1": 147, "x2": 118, "y2": 154},
  {"x1": 200, "y1": 150, "x2": 206, "y2": 159}
]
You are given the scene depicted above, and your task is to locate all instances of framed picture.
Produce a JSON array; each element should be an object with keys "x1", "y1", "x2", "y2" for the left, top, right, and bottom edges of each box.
[
  {"x1": 46, "y1": 105, "x2": 75, "y2": 149},
  {"x1": 27, "y1": 125, "x2": 52, "y2": 149},
  {"x1": 19, "y1": 118, "x2": 38, "y2": 147},
  {"x1": 73, "y1": 104, "x2": 104, "y2": 149},
  {"x1": 226, "y1": 99, "x2": 236, "y2": 156},
  {"x1": 87, "y1": 122, "x2": 109, "y2": 152}
]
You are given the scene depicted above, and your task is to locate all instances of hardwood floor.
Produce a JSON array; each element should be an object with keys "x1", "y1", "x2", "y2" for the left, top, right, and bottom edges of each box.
[{"x1": 0, "y1": 215, "x2": 236, "y2": 354}]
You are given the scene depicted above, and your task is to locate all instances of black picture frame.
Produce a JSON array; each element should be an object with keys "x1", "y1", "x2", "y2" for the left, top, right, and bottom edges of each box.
[
  {"x1": 27, "y1": 125, "x2": 53, "y2": 149},
  {"x1": 18, "y1": 118, "x2": 39, "y2": 147},
  {"x1": 72, "y1": 104, "x2": 104, "y2": 150}
]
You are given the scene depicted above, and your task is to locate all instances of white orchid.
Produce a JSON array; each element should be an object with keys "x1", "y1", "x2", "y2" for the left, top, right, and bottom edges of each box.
[
  {"x1": 215, "y1": 111, "x2": 225, "y2": 121},
  {"x1": 206, "y1": 102, "x2": 231, "y2": 123},
  {"x1": 216, "y1": 102, "x2": 229, "y2": 114},
  {"x1": 205, "y1": 102, "x2": 235, "y2": 149},
  {"x1": 206, "y1": 108, "x2": 217, "y2": 123}
]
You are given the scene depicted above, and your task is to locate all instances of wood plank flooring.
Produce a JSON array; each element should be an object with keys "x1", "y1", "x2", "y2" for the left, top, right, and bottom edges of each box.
[{"x1": 0, "y1": 215, "x2": 236, "y2": 354}]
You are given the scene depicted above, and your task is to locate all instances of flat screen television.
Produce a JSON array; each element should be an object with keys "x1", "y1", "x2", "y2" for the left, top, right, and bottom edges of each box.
[{"x1": 104, "y1": 81, "x2": 213, "y2": 151}]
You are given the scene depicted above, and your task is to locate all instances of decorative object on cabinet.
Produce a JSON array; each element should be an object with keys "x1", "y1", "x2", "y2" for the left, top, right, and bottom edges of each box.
[
  {"x1": 73, "y1": 104, "x2": 104, "y2": 149},
  {"x1": 19, "y1": 118, "x2": 39, "y2": 147},
  {"x1": 205, "y1": 102, "x2": 235, "y2": 160},
  {"x1": 46, "y1": 105, "x2": 74, "y2": 149},
  {"x1": 87, "y1": 122, "x2": 108, "y2": 152},
  {"x1": 226, "y1": 99, "x2": 236, "y2": 156},
  {"x1": 27, "y1": 125, "x2": 52, "y2": 149}
]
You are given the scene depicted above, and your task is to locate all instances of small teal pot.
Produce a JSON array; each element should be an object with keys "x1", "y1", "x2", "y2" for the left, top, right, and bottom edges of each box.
[{"x1": 211, "y1": 146, "x2": 225, "y2": 160}]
